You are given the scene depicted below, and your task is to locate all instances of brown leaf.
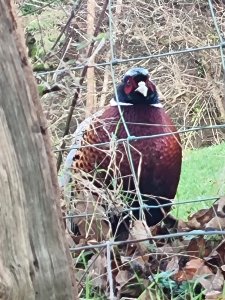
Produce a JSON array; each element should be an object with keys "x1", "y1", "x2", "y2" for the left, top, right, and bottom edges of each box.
[
  {"x1": 186, "y1": 237, "x2": 209, "y2": 258},
  {"x1": 73, "y1": 200, "x2": 111, "y2": 241},
  {"x1": 138, "y1": 288, "x2": 158, "y2": 300},
  {"x1": 130, "y1": 220, "x2": 152, "y2": 253},
  {"x1": 216, "y1": 196, "x2": 225, "y2": 217},
  {"x1": 207, "y1": 240, "x2": 225, "y2": 266},
  {"x1": 205, "y1": 291, "x2": 222, "y2": 300},
  {"x1": 186, "y1": 217, "x2": 202, "y2": 229},
  {"x1": 127, "y1": 255, "x2": 151, "y2": 277},
  {"x1": 205, "y1": 215, "x2": 225, "y2": 230},
  {"x1": 87, "y1": 251, "x2": 107, "y2": 289},
  {"x1": 124, "y1": 279, "x2": 150, "y2": 298},
  {"x1": 157, "y1": 244, "x2": 174, "y2": 255},
  {"x1": 176, "y1": 219, "x2": 190, "y2": 231},
  {"x1": 186, "y1": 198, "x2": 225, "y2": 230},
  {"x1": 175, "y1": 258, "x2": 212, "y2": 282},
  {"x1": 199, "y1": 269, "x2": 224, "y2": 295},
  {"x1": 115, "y1": 270, "x2": 133, "y2": 288},
  {"x1": 186, "y1": 208, "x2": 214, "y2": 229},
  {"x1": 170, "y1": 239, "x2": 189, "y2": 253},
  {"x1": 166, "y1": 256, "x2": 179, "y2": 273}
]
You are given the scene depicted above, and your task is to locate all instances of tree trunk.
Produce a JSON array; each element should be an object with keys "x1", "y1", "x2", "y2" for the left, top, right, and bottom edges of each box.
[{"x1": 0, "y1": 1, "x2": 77, "y2": 299}]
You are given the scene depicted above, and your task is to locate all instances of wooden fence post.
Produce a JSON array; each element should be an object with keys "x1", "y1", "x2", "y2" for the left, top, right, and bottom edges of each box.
[{"x1": 0, "y1": 1, "x2": 77, "y2": 299}]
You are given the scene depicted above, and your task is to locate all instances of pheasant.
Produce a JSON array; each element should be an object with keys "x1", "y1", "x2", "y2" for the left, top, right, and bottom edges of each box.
[{"x1": 60, "y1": 67, "x2": 182, "y2": 239}]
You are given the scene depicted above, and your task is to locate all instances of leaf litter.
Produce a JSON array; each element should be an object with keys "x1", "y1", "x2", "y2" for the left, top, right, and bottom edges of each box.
[{"x1": 63, "y1": 194, "x2": 225, "y2": 299}]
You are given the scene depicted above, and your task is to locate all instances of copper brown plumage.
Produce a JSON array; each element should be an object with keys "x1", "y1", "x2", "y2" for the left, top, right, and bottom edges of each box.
[{"x1": 61, "y1": 67, "x2": 182, "y2": 237}]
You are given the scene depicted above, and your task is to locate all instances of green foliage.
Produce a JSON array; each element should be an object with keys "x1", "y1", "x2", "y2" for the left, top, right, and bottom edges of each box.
[
  {"x1": 175, "y1": 142, "x2": 225, "y2": 219},
  {"x1": 143, "y1": 271, "x2": 204, "y2": 300},
  {"x1": 23, "y1": 7, "x2": 66, "y2": 68},
  {"x1": 20, "y1": 0, "x2": 61, "y2": 15}
]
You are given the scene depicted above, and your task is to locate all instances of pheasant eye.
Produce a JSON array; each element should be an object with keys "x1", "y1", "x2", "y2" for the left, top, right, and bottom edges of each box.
[{"x1": 126, "y1": 79, "x2": 131, "y2": 86}]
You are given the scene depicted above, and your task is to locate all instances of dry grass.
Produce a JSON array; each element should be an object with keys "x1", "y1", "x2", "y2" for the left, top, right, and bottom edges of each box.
[{"x1": 21, "y1": 0, "x2": 225, "y2": 151}]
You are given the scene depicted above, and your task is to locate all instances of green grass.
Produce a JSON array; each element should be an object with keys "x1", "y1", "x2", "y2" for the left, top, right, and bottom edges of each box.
[{"x1": 174, "y1": 142, "x2": 225, "y2": 220}]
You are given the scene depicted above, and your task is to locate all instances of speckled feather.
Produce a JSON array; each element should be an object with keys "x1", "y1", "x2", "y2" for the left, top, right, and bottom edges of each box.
[{"x1": 72, "y1": 105, "x2": 182, "y2": 200}]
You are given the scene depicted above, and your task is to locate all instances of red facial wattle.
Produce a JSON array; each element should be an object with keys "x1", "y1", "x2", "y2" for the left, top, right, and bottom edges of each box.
[
  {"x1": 124, "y1": 77, "x2": 137, "y2": 95},
  {"x1": 124, "y1": 77, "x2": 156, "y2": 95}
]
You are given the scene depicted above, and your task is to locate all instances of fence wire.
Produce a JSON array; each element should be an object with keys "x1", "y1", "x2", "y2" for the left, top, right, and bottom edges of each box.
[
  {"x1": 53, "y1": 123, "x2": 225, "y2": 153},
  {"x1": 26, "y1": 0, "x2": 225, "y2": 297},
  {"x1": 52, "y1": 0, "x2": 225, "y2": 244}
]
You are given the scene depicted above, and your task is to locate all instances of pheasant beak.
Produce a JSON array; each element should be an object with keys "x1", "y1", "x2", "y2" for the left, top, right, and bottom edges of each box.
[{"x1": 135, "y1": 81, "x2": 148, "y2": 97}]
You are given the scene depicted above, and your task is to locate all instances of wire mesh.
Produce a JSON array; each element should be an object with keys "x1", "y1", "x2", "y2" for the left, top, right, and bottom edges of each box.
[
  {"x1": 50, "y1": 1, "x2": 225, "y2": 295},
  {"x1": 49, "y1": 0, "x2": 225, "y2": 247}
]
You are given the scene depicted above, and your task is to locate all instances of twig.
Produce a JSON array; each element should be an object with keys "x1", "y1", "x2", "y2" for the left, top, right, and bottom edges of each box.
[
  {"x1": 70, "y1": 229, "x2": 225, "y2": 252},
  {"x1": 21, "y1": 0, "x2": 58, "y2": 16},
  {"x1": 56, "y1": 0, "x2": 109, "y2": 172},
  {"x1": 44, "y1": 0, "x2": 83, "y2": 62},
  {"x1": 106, "y1": 241, "x2": 115, "y2": 300}
]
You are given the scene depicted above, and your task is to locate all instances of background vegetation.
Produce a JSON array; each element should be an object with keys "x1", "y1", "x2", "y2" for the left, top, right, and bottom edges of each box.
[{"x1": 18, "y1": 0, "x2": 225, "y2": 214}]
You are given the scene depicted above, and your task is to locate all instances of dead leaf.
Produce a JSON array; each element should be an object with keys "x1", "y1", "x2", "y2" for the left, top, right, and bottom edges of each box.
[
  {"x1": 205, "y1": 215, "x2": 225, "y2": 230},
  {"x1": 186, "y1": 237, "x2": 209, "y2": 258},
  {"x1": 87, "y1": 251, "x2": 107, "y2": 289},
  {"x1": 205, "y1": 291, "x2": 222, "y2": 300},
  {"x1": 115, "y1": 270, "x2": 133, "y2": 288},
  {"x1": 206, "y1": 240, "x2": 225, "y2": 266},
  {"x1": 176, "y1": 219, "x2": 190, "y2": 231},
  {"x1": 130, "y1": 220, "x2": 152, "y2": 253},
  {"x1": 199, "y1": 269, "x2": 224, "y2": 295},
  {"x1": 138, "y1": 288, "x2": 158, "y2": 300},
  {"x1": 216, "y1": 197, "x2": 225, "y2": 217},
  {"x1": 186, "y1": 198, "x2": 225, "y2": 230},
  {"x1": 73, "y1": 199, "x2": 111, "y2": 241},
  {"x1": 187, "y1": 208, "x2": 214, "y2": 229},
  {"x1": 175, "y1": 258, "x2": 212, "y2": 282},
  {"x1": 117, "y1": 276, "x2": 149, "y2": 298},
  {"x1": 166, "y1": 256, "x2": 179, "y2": 273},
  {"x1": 130, "y1": 255, "x2": 152, "y2": 276}
]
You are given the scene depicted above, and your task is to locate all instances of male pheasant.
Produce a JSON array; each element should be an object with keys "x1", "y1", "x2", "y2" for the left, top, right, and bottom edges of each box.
[{"x1": 60, "y1": 67, "x2": 182, "y2": 238}]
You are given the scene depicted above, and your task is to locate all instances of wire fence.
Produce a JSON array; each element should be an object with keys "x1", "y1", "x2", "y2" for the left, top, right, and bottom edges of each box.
[{"x1": 23, "y1": 0, "x2": 225, "y2": 298}]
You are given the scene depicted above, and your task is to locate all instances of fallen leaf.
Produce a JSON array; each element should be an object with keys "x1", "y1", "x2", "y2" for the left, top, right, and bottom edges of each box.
[
  {"x1": 216, "y1": 197, "x2": 225, "y2": 217},
  {"x1": 175, "y1": 258, "x2": 212, "y2": 282},
  {"x1": 138, "y1": 288, "x2": 158, "y2": 300},
  {"x1": 185, "y1": 198, "x2": 225, "y2": 230},
  {"x1": 186, "y1": 236, "x2": 209, "y2": 258},
  {"x1": 206, "y1": 240, "x2": 225, "y2": 266},
  {"x1": 186, "y1": 208, "x2": 214, "y2": 229},
  {"x1": 199, "y1": 269, "x2": 224, "y2": 295},
  {"x1": 117, "y1": 277, "x2": 149, "y2": 298},
  {"x1": 205, "y1": 291, "x2": 222, "y2": 300},
  {"x1": 177, "y1": 219, "x2": 190, "y2": 231},
  {"x1": 87, "y1": 251, "x2": 107, "y2": 289},
  {"x1": 73, "y1": 199, "x2": 111, "y2": 241},
  {"x1": 115, "y1": 270, "x2": 133, "y2": 288},
  {"x1": 205, "y1": 215, "x2": 225, "y2": 230},
  {"x1": 166, "y1": 256, "x2": 179, "y2": 273},
  {"x1": 130, "y1": 220, "x2": 152, "y2": 253}
]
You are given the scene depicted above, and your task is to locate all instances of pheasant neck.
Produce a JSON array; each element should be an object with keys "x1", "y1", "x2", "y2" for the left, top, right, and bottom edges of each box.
[{"x1": 110, "y1": 98, "x2": 163, "y2": 108}]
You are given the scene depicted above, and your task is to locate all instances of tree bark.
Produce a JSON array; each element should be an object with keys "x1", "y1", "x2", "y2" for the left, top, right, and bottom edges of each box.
[{"x1": 0, "y1": 1, "x2": 77, "y2": 299}]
